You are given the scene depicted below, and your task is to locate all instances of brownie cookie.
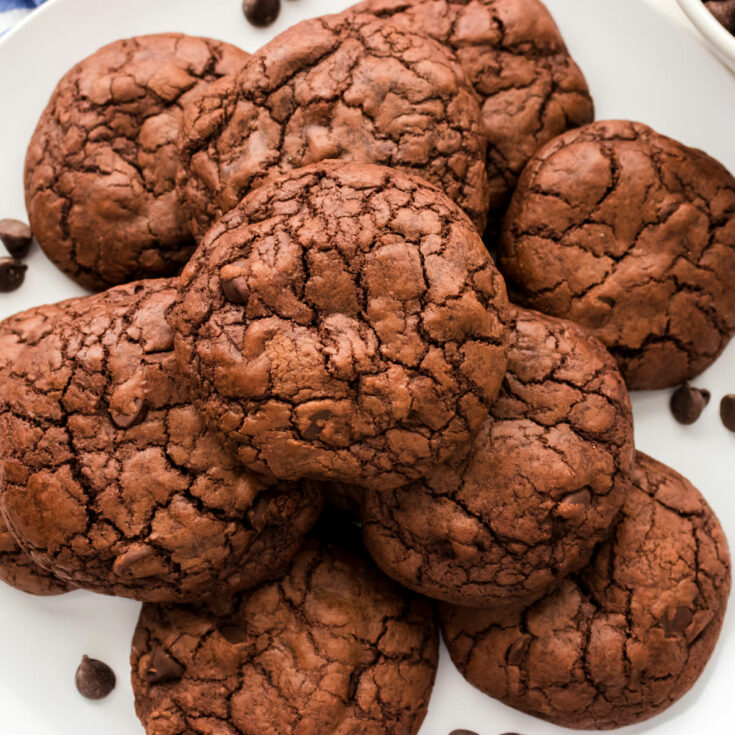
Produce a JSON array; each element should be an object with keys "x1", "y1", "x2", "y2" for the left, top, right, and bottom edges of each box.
[
  {"x1": 351, "y1": 0, "x2": 594, "y2": 233},
  {"x1": 171, "y1": 162, "x2": 509, "y2": 490},
  {"x1": 0, "y1": 280, "x2": 322, "y2": 602},
  {"x1": 441, "y1": 452, "x2": 731, "y2": 729},
  {"x1": 0, "y1": 302, "x2": 76, "y2": 596},
  {"x1": 131, "y1": 538, "x2": 439, "y2": 735},
  {"x1": 25, "y1": 34, "x2": 250, "y2": 291},
  {"x1": 177, "y1": 10, "x2": 490, "y2": 238},
  {"x1": 362, "y1": 306, "x2": 634, "y2": 609},
  {"x1": 498, "y1": 120, "x2": 735, "y2": 390}
]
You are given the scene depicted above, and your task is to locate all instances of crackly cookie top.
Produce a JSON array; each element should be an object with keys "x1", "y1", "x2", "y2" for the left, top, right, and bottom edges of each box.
[
  {"x1": 0, "y1": 303, "x2": 76, "y2": 596},
  {"x1": 131, "y1": 538, "x2": 439, "y2": 735},
  {"x1": 0, "y1": 280, "x2": 322, "y2": 602},
  {"x1": 351, "y1": 0, "x2": 594, "y2": 232},
  {"x1": 177, "y1": 10, "x2": 490, "y2": 238},
  {"x1": 498, "y1": 120, "x2": 735, "y2": 389},
  {"x1": 24, "y1": 34, "x2": 250, "y2": 291},
  {"x1": 362, "y1": 306, "x2": 634, "y2": 609},
  {"x1": 171, "y1": 162, "x2": 509, "y2": 491},
  {"x1": 441, "y1": 452, "x2": 731, "y2": 730}
]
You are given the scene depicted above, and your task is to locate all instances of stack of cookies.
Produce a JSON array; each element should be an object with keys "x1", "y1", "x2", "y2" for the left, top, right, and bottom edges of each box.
[{"x1": 1, "y1": 1, "x2": 732, "y2": 733}]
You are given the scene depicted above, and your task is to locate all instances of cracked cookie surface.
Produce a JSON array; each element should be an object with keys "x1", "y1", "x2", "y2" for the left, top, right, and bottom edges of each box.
[
  {"x1": 498, "y1": 120, "x2": 735, "y2": 389},
  {"x1": 441, "y1": 452, "x2": 731, "y2": 729},
  {"x1": 0, "y1": 303, "x2": 76, "y2": 596},
  {"x1": 0, "y1": 279, "x2": 322, "y2": 602},
  {"x1": 25, "y1": 34, "x2": 250, "y2": 291},
  {"x1": 177, "y1": 9, "x2": 490, "y2": 238},
  {"x1": 131, "y1": 537, "x2": 439, "y2": 735},
  {"x1": 362, "y1": 306, "x2": 634, "y2": 609},
  {"x1": 351, "y1": 0, "x2": 594, "y2": 234},
  {"x1": 171, "y1": 162, "x2": 509, "y2": 490}
]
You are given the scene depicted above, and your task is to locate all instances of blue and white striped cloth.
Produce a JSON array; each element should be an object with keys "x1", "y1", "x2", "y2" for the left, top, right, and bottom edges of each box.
[{"x1": 0, "y1": 0, "x2": 46, "y2": 35}]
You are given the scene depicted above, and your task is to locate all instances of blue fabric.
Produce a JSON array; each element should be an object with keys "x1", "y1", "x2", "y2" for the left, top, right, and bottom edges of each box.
[
  {"x1": 0, "y1": 0, "x2": 45, "y2": 10},
  {"x1": 0, "y1": 0, "x2": 45, "y2": 36}
]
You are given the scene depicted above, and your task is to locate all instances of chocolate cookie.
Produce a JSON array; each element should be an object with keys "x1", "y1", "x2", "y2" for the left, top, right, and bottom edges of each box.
[
  {"x1": 0, "y1": 280, "x2": 322, "y2": 602},
  {"x1": 0, "y1": 302, "x2": 75, "y2": 596},
  {"x1": 131, "y1": 538, "x2": 439, "y2": 735},
  {"x1": 25, "y1": 34, "x2": 250, "y2": 291},
  {"x1": 171, "y1": 162, "x2": 509, "y2": 490},
  {"x1": 498, "y1": 120, "x2": 735, "y2": 390},
  {"x1": 177, "y1": 10, "x2": 490, "y2": 238},
  {"x1": 362, "y1": 306, "x2": 634, "y2": 609},
  {"x1": 441, "y1": 452, "x2": 731, "y2": 729},
  {"x1": 351, "y1": 0, "x2": 594, "y2": 233}
]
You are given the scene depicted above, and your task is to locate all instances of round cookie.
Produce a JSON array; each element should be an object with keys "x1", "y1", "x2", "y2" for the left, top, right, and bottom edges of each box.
[
  {"x1": 0, "y1": 302, "x2": 76, "y2": 596},
  {"x1": 25, "y1": 34, "x2": 250, "y2": 291},
  {"x1": 351, "y1": 0, "x2": 594, "y2": 233},
  {"x1": 0, "y1": 280, "x2": 322, "y2": 602},
  {"x1": 171, "y1": 162, "x2": 510, "y2": 491},
  {"x1": 498, "y1": 120, "x2": 735, "y2": 390},
  {"x1": 177, "y1": 9, "x2": 490, "y2": 238},
  {"x1": 131, "y1": 538, "x2": 439, "y2": 735},
  {"x1": 362, "y1": 306, "x2": 634, "y2": 609},
  {"x1": 441, "y1": 452, "x2": 731, "y2": 730}
]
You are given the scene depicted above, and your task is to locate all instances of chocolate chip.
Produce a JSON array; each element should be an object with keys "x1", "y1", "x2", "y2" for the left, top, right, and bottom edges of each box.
[
  {"x1": 144, "y1": 649, "x2": 185, "y2": 684},
  {"x1": 0, "y1": 258, "x2": 27, "y2": 292},
  {"x1": 75, "y1": 655, "x2": 116, "y2": 700},
  {"x1": 109, "y1": 397, "x2": 147, "y2": 429},
  {"x1": 449, "y1": 731, "x2": 480, "y2": 735},
  {"x1": 0, "y1": 219, "x2": 32, "y2": 259},
  {"x1": 218, "y1": 624, "x2": 249, "y2": 645},
  {"x1": 221, "y1": 276, "x2": 250, "y2": 304},
  {"x1": 720, "y1": 394, "x2": 735, "y2": 432},
  {"x1": 242, "y1": 0, "x2": 280, "y2": 27},
  {"x1": 663, "y1": 606, "x2": 693, "y2": 636},
  {"x1": 670, "y1": 383, "x2": 710, "y2": 425},
  {"x1": 506, "y1": 635, "x2": 531, "y2": 666}
]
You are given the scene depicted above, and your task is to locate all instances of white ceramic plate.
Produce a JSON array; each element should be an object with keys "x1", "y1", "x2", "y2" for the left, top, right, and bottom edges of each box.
[
  {"x1": 1, "y1": 0, "x2": 734, "y2": 733},
  {"x1": 678, "y1": 0, "x2": 735, "y2": 73}
]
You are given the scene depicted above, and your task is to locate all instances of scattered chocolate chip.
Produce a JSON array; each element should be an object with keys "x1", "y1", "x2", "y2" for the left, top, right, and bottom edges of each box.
[
  {"x1": 720, "y1": 394, "x2": 735, "y2": 432},
  {"x1": 144, "y1": 649, "x2": 185, "y2": 684},
  {"x1": 449, "y1": 731, "x2": 480, "y2": 735},
  {"x1": 75, "y1": 655, "x2": 116, "y2": 700},
  {"x1": 0, "y1": 257, "x2": 27, "y2": 292},
  {"x1": 242, "y1": 0, "x2": 280, "y2": 27},
  {"x1": 0, "y1": 218, "x2": 32, "y2": 259},
  {"x1": 670, "y1": 383, "x2": 710, "y2": 425}
]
